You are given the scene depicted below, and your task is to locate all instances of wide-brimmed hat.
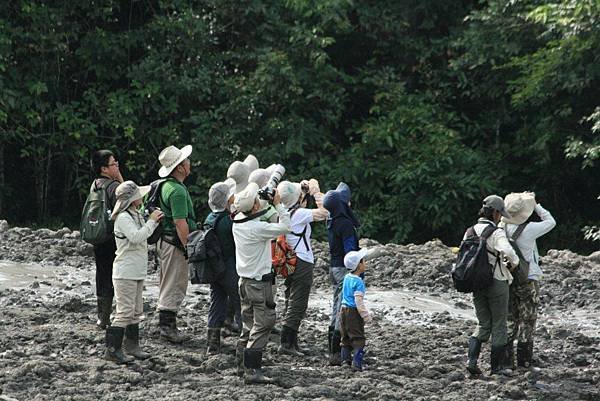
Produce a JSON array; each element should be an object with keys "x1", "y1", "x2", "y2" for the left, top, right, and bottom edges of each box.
[
  {"x1": 483, "y1": 194, "x2": 511, "y2": 218},
  {"x1": 277, "y1": 181, "x2": 301, "y2": 209},
  {"x1": 248, "y1": 168, "x2": 271, "y2": 187},
  {"x1": 158, "y1": 145, "x2": 192, "y2": 178},
  {"x1": 111, "y1": 181, "x2": 151, "y2": 220},
  {"x1": 243, "y1": 154, "x2": 259, "y2": 173},
  {"x1": 227, "y1": 161, "x2": 250, "y2": 194},
  {"x1": 233, "y1": 183, "x2": 259, "y2": 215},
  {"x1": 502, "y1": 192, "x2": 536, "y2": 225}
]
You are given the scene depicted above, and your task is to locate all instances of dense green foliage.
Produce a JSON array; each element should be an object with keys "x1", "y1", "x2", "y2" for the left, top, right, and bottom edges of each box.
[{"x1": 1, "y1": 0, "x2": 598, "y2": 252}]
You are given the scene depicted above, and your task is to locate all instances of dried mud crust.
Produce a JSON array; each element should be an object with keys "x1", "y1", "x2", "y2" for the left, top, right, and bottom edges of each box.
[{"x1": 0, "y1": 221, "x2": 599, "y2": 401}]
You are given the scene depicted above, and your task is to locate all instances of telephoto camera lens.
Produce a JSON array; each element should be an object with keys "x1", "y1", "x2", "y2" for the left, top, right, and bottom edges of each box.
[{"x1": 258, "y1": 164, "x2": 285, "y2": 200}]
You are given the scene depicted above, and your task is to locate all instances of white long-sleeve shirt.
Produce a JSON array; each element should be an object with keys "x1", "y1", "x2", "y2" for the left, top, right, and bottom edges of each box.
[
  {"x1": 502, "y1": 204, "x2": 556, "y2": 281},
  {"x1": 464, "y1": 218, "x2": 519, "y2": 285},
  {"x1": 113, "y1": 209, "x2": 158, "y2": 280},
  {"x1": 233, "y1": 204, "x2": 291, "y2": 280}
]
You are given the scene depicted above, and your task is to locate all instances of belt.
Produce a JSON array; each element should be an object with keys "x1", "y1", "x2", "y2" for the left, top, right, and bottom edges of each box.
[{"x1": 241, "y1": 273, "x2": 273, "y2": 283}]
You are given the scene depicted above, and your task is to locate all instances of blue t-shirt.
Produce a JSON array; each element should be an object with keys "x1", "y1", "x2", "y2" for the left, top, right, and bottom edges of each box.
[{"x1": 341, "y1": 273, "x2": 366, "y2": 308}]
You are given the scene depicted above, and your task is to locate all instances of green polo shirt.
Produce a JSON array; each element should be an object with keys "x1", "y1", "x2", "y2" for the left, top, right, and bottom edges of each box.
[{"x1": 159, "y1": 178, "x2": 197, "y2": 236}]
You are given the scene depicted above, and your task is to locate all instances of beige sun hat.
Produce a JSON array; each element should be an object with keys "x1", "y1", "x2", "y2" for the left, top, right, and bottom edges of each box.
[
  {"x1": 208, "y1": 182, "x2": 231, "y2": 212},
  {"x1": 111, "y1": 181, "x2": 151, "y2": 220},
  {"x1": 233, "y1": 182, "x2": 259, "y2": 215},
  {"x1": 502, "y1": 192, "x2": 536, "y2": 225},
  {"x1": 277, "y1": 181, "x2": 302, "y2": 209},
  {"x1": 227, "y1": 161, "x2": 250, "y2": 194},
  {"x1": 243, "y1": 154, "x2": 259, "y2": 173},
  {"x1": 158, "y1": 145, "x2": 192, "y2": 178},
  {"x1": 248, "y1": 168, "x2": 271, "y2": 187}
]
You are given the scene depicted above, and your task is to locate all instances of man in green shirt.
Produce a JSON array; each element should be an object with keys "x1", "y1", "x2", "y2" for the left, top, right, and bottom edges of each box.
[{"x1": 156, "y1": 144, "x2": 196, "y2": 343}]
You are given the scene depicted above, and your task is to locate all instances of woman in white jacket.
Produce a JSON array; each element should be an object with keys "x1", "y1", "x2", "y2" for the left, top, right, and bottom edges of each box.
[
  {"x1": 105, "y1": 181, "x2": 163, "y2": 364},
  {"x1": 501, "y1": 192, "x2": 556, "y2": 368}
]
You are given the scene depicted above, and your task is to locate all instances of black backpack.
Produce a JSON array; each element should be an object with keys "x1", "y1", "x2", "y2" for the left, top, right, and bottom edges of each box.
[
  {"x1": 452, "y1": 224, "x2": 499, "y2": 293},
  {"x1": 143, "y1": 178, "x2": 168, "y2": 244},
  {"x1": 187, "y1": 213, "x2": 227, "y2": 285}
]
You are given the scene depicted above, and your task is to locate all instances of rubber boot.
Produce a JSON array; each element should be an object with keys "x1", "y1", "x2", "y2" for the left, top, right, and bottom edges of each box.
[
  {"x1": 292, "y1": 330, "x2": 308, "y2": 355},
  {"x1": 243, "y1": 348, "x2": 274, "y2": 385},
  {"x1": 327, "y1": 326, "x2": 333, "y2": 353},
  {"x1": 351, "y1": 347, "x2": 365, "y2": 372},
  {"x1": 517, "y1": 341, "x2": 532, "y2": 368},
  {"x1": 506, "y1": 340, "x2": 515, "y2": 369},
  {"x1": 527, "y1": 341, "x2": 535, "y2": 367},
  {"x1": 123, "y1": 323, "x2": 150, "y2": 360},
  {"x1": 206, "y1": 328, "x2": 221, "y2": 355},
  {"x1": 278, "y1": 326, "x2": 301, "y2": 356},
  {"x1": 328, "y1": 330, "x2": 342, "y2": 366},
  {"x1": 105, "y1": 326, "x2": 134, "y2": 364},
  {"x1": 158, "y1": 310, "x2": 187, "y2": 344},
  {"x1": 341, "y1": 345, "x2": 352, "y2": 367},
  {"x1": 466, "y1": 337, "x2": 483, "y2": 375},
  {"x1": 235, "y1": 344, "x2": 245, "y2": 377},
  {"x1": 96, "y1": 296, "x2": 112, "y2": 329},
  {"x1": 490, "y1": 344, "x2": 512, "y2": 376}
]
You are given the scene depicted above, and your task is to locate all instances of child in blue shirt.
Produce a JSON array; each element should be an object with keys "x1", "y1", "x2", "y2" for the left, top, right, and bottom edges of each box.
[{"x1": 340, "y1": 248, "x2": 372, "y2": 371}]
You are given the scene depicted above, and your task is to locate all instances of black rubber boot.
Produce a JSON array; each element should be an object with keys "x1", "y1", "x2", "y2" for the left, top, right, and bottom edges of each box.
[
  {"x1": 517, "y1": 341, "x2": 532, "y2": 368},
  {"x1": 243, "y1": 348, "x2": 274, "y2": 385},
  {"x1": 527, "y1": 341, "x2": 535, "y2": 366},
  {"x1": 158, "y1": 310, "x2": 187, "y2": 344},
  {"x1": 123, "y1": 323, "x2": 150, "y2": 360},
  {"x1": 96, "y1": 296, "x2": 112, "y2": 329},
  {"x1": 206, "y1": 328, "x2": 221, "y2": 355},
  {"x1": 466, "y1": 337, "x2": 482, "y2": 375},
  {"x1": 105, "y1": 326, "x2": 134, "y2": 364},
  {"x1": 506, "y1": 340, "x2": 515, "y2": 369},
  {"x1": 490, "y1": 344, "x2": 512, "y2": 376},
  {"x1": 341, "y1": 345, "x2": 352, "y2": 367},
  {"x1": 328, "y1": 330, "x2": 342, "y2": 366},
  {"x1": 291, "y1": 330, "x2": 307, "y2": 355},
  {"x1": 278, "y1": 326, "x2": 301, "y2": 356},
  {"x1": 327, "y1": 326, "x2": 333, "y2": 353}
]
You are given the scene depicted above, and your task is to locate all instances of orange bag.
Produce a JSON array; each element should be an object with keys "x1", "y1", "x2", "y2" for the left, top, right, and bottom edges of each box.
[{"x1": 271, "y1": 235, "x2": 298, "y2": 278}]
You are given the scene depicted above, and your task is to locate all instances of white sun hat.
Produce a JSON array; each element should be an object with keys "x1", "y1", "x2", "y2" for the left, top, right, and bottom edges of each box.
[
  {"x1": 158, "y1": 145, "x2": 192, "y2": 178},
  {"x1": 502, "y1": 192, "x2": 537, "y2": 225}
]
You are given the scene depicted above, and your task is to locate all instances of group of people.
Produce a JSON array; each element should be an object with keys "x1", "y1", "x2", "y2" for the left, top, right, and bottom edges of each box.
[
  {"x1": 88, "y1": 144, "x2": 373, "y2": 384},
  {"x1": 464, "y1": 194, "x2": 555, "y2": 375},
  {"x1": 88, "y1": 145, "x2": 556, "y2": 384}
]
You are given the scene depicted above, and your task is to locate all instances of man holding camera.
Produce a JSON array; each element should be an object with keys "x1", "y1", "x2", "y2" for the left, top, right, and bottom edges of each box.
[{"x1": 232, "y1": 182, "x2": 291, "y2": 384}]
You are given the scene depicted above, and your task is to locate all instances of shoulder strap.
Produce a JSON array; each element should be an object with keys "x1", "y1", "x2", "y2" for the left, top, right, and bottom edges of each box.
[
  {"x1": 511, "y1": 222, "x2": 528, "y2": 241},
  {"x1": 292, "y1": 225, "x2": 309, "y2": 251},
  {"x1": 480, "y1": 224, "x2": 498, "y2": 240},
  {"x1": 231, "y1": 209, "x2": 268, "y2": 223}
]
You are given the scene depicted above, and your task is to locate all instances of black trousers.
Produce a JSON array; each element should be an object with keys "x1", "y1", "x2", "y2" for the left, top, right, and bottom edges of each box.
[{"x1": 94, "y1": 239, "x2": 116, "y2": 298}]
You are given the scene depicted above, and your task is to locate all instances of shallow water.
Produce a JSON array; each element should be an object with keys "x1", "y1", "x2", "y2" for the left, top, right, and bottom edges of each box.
[{"x1": 0, "y1": 261, "x2": 57, "y2": 291}]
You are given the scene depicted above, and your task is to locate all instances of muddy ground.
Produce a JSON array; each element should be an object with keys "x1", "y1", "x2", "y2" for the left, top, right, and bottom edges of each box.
[{"x1": 0, "y1": 220, "x2": 599, "y2": 401}]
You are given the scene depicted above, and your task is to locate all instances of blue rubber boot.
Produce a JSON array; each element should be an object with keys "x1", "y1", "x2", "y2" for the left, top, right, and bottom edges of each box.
[{"x1": 351, "y1": 347, "x2": 365, "y2": 371}]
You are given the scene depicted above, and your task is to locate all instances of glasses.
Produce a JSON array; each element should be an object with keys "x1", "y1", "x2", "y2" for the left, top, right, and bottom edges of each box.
[{"x1": 107, "y1": 161, "x2": 119, "y2": 167}]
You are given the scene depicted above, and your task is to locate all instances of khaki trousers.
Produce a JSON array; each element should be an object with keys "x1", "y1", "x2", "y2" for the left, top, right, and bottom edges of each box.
[
  {"x1": 238, "y1": 278, "x2": 276, "y2": 350},
  {"x1": 112, "y1": 279, "x2": 144, "y2": 328},
  {"x1": 157, "y1": 239, "x2": 189, "y2": 312}
]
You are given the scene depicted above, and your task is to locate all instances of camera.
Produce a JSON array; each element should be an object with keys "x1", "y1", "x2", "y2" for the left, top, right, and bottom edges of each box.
[{"x1": 258, "y1": 164, "x2": 285, "y2": 201}]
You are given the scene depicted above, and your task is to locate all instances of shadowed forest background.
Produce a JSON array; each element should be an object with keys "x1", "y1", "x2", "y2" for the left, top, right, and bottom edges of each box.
[{"x1": 0, "y1": 0, "x2": 598, "y2": 253}]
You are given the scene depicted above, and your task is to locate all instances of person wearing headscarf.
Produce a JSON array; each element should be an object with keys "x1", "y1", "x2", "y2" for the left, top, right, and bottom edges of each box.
[
  {"x1": 204, "y1": 182, "x2": 239, "y2": 354},
  {"x1": 500, "y1": 192, "x2": 556, "y2": 369},
  {"x1": 105, "y1": 181, "x2": 163, "y2": 364},
  {"x1": 275, "y1": 180, "x2": 328, "y2": 356},
  {"x1": 322, "y1": 182, "x2": 361, "y2": 366}
]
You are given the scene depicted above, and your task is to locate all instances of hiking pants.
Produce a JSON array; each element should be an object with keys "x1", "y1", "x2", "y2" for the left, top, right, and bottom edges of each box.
[
  {"x1": 472, "y1": 278, "x2": 510, "y2": 347},
  {"x1": 329, "y1": 265, "x2": 346, "y2": 330},
  {"x1": 238, "y1": 278, "x2": 276, "y2": 350},
  {"x1": 340, "y1": 307, "x2": 366, "y2": 349},
  {"x1": 208, "y1": 265, "x2": 241, "y2": 328},
  {"x1": 94, "y1": 239, "x2": 116, "y2": 298},
  {"x1": 281, "y1": 258, "x2": 314, "y2": 332},
  {"x1": 157, "y1": 239, "x2": 189, "y2": 312},
  {"x1": 112, "y1": 279, "x2": 144, "y2": 328},
  {"x1": 508, "y1": 280, "x2": 540, "y2": 343}
]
